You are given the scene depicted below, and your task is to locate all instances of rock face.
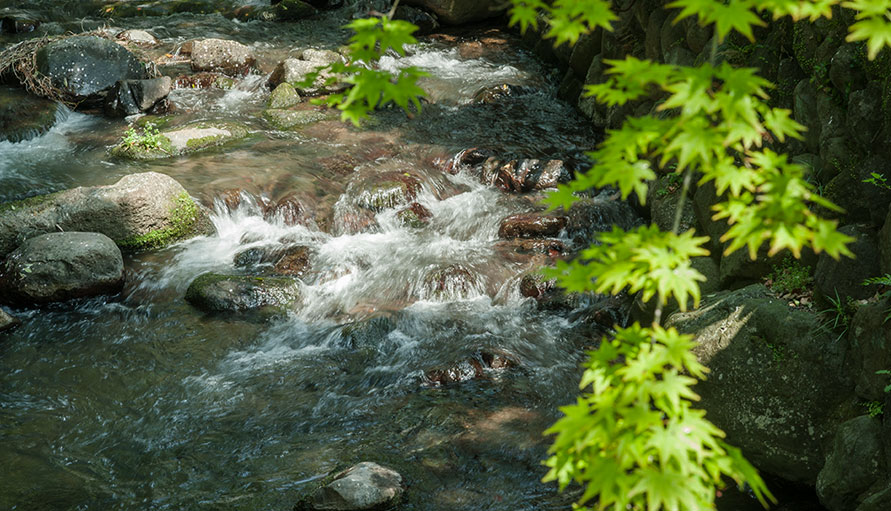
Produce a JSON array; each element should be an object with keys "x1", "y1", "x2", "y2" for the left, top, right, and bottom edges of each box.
[
  {"x1": 104, "y1": 77, "x2": 172, "y2": 116},
  {"x1": 816, "y1": 416, "x2": 886, "y2": 511},
  {"x1": 844, "y1": 294, "x2": 891, "y2": 400},
  {"x1": 0, "y1": 172, "x2": 212, "y2": 256},
  {"x1": 189, "y1": 38, "x2": 255, "y2": 76},
  {"x1": 404, "y1": 0, "x2": 505, "y2": 24},
  {"x1": 298, "y1": 462, "x2": 403, "y2": 511},
  {"x1": 814, "y1": 224, "x2": 881, "y2": 301},
  {"x1": 666, "y1": 284, "x2": 856, "y2": 484},
  {"x1": 0, "y1": 86, "x2": 58, "y2": 143},
  {"x1": 35, "y1": 36, "x2": 145, "y2": 103},
  {"x1": 185, "y1": 273, "x2": 300, "y2": 313},
  {"x1": 0, "y1": 307, "x2": 20, "y2": 332},
  {"x1": 0, "y1": 232, "x2": 124, "y2": 305}
]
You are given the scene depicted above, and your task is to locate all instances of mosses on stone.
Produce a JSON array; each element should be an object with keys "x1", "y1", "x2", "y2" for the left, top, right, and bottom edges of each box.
[
  {"x1": 115, "y1": 192, "x2": 207, "y2": 251},
  {"x1": 184, "y1": 272, "x2": 300, "y2": 313},
  {"x1": 263, "y1": 108, "x2": 329, "y2": 130},
  {"x1": 110, "y1": 121, "x2": 249, "y2": 160},
  {"x1": 0, "y1": 191, "x2": 58, "y2": 215}
]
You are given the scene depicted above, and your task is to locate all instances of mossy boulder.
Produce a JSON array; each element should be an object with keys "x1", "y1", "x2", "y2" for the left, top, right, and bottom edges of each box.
[
  {"x1": 110, "y1": 121, "x2": 249, "y2": 160},
  {"x1": 263, "y1": 108, "x2": 329, "y2": 130},
  {"x1": 267, "y1": 82, "x2": 301, "y2": 109},
  {"x1": 185, "y1": 273, "x2": 300, "y2": 313},
  {"x1": 0, "y1": 172, "x2": 213, "y2": 256}
]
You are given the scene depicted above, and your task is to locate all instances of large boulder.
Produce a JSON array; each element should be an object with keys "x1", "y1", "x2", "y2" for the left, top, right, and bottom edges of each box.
[
  {"x1": 189, "y1": 38, "x2": 255, "y2": 76},
  {"x1": 35, "y1": 36, "x2": 146, "y2": 103},
  {"x1": 814, "y1": 224, "x2": 881, "y2": 301},
  {"x1": 0, "y1": 232, "x2": 124, "y2": 305},
  {"x1": 104, "y1": 77, "x2": 172, "y2": 117},
  {"x1": 666, "y1": 284, "x2": 857, "y2": 484},
  {"x1": 844, "y1": 293, "x2": 891, "y2": 400},
  {"x1": 184, "y1": 273, "x2": 300, "y2": 313},
  {"x1": 297, "y1": 462, "x2": 403, "y2": 511},
  {"x1": 0, "y1": 172, "x2": 212, "y2": 256},
  {"x1": 404, "y1": 0, "x2": 505, "y2": 25},
  {"x1": 816, "y1": 416, "x2": 886, "y2": 511},
  {"x1": 0, "y1": 86, "x2": 59, "y2": 143}
]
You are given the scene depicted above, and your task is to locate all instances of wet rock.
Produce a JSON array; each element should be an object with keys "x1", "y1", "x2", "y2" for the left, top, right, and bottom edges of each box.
[
  {"x1": 35, "y1": 35, "x2": 146, "y2": 104},
  {"x1": 271, "y1": 0, "x2": 316, "y2": 21},
  {"x1": 394, "y1": 5, "x2": 439, "y2": 35},
  {"x1": 234, "y1": 245, "x2": 312, "y2": 277},
  {"x1": 494, "y1": 238, "x2": 565, "y2": 257},
  {"x1": 0, "y1": 86, "x2": 58, "y2": 143},
  {"x1": 116, "y1": 29, "x2": 158, "y2": 46},
  {"x1": 263, "y1": 108, "x2": 329, "y2": 130},
  {"x1": 440, "y1": 147, "x2": 494, "y2": 175},
  {"x1": 110, "y1": 121, "x2": 249, "y2": 160},
  {"x1": 421, "y1": 265, "x2": 479, "y2": 299},
  {"x1": 471, "y1": 83, "x2": 535, "y2": 104},
  {"x1": 425, "y1": 350, "x2": 517, "y2": 385},
  {"x1": 519, "y1": 272, "x2": 557, "y2": 301},
  {"x1": 404, "y1": 0, "x2": 505, "y2": 25},
  {"x1": 185, "y1": 273, "x2": 300, "y2": 313},
  {"x1": 104, "y1": 77, "x2": 172, "y2": 117},
  {"x1": 844, "y1": 294, "x2": 891, "y2": 400},
  {"x1": 352, "y1": 172, "x2": 421, "y2": 212},
  {"x1": 814, "y1": 224, "x2": 880, "y2": 301},
  {"x1": 817, "y1": 415, "x2": 885, "y2": 511},
  {"x1": 479, "y1": 158, "x2": 571, "y2": 192},
  {"x1": 273, "y1": 246, "x2": 312, "y2": 276},
  {"x1": 268, "y1": 53, "x2": 346, "y2": 95},
  {"x1": 297, "y1": 462, "x2": 403, "y2": 511},
  {"x1": 267, "y1": 82, "x2": 301, "y2": 109},
  {"x1": 0, "y1": 12, "x2": 40, "y2": 34},
  {"x1": 0, "y1": 307, "x2": 21, "y2": 333},
  {"x1": 173, "y1": 72, "x2": 237, "y2": 90},
  {"x1": 564, "y1": 195, "x2": 643, "y2": 244},
  {"x1": 666, "y1": 284, "x2": 856, "y2": 484},
  {"x1": 395, "y1": 202, "x2": 432, "y2": 228},
  {"x1": 265, "y1": 194, "x2": 314, "y2": 227},
  {"x1": 189, "y1": 38, "x2": 255, "y2": 76},
  {"x1": 498, "y1": 213, "x2": 567, "y2": 239},
  {"x1": 0, "y1": 232, "x2": 124, "y2": 305},
  {"x1": 0, "y1": 172, "x2": 212, "y2": 256}
]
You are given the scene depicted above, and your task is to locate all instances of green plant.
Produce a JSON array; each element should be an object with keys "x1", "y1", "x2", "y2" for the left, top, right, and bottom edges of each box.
[
  {"x1": 862, "y1": 274, "x2": 891, "y2": 323},
  {"x1": 877, "y1": 370, "x2": 891, "y2": 393},
  {"x1": 765, "y1": 257, "x2": 813, "y2": 295},
  {"x1": 329, "y1": 0, "x2": 891, "y2": 508},
  {"x1": 820, "y1": 291, "x2": 857, "y2": 341},
  {"x1": 863, "y1": 172, "x2": 891, "y2": 190},
  {"x1": 864, "y1": 399, "x2": 884, "y2": 417},
  {"x1": 121, "y1": 121, "x2": 169, "y2": 152}
]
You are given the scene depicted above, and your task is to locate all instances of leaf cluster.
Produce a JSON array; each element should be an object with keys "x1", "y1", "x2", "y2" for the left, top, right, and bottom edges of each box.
[
  {"x1": 121, "y1": 121, "x2": 168, "y2": 152},
  {"x1": 544, "y1": 324, "x2": 774, "y2": 511}
]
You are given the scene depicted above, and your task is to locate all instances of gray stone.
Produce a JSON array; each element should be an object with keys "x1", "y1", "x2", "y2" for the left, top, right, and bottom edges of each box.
[
  {"x1": 817, "y1": 416, "x2": 885, "y2": 511},
  {"x1": 647, "y1": 174, "x2": 695, "y2": 234},
  {"x1": 184, "y1": 273, "x2": 300, "y2": 313},
  {"x1": 792, "y1": 20, "x2": 820, "y2": 74},
  {"x1": 35, "y1": 36, "x2": 146, "y2": 103},
  {"x1": 267, "y1": 83, "x2": 301, "y2": 109},
  {"x1": 569, "y1": 31, "x2": 600, "y2": 78},
  {"x1": 404, "y1": 0, "x2": 504, "y2": 25},
  {"x1": 0, "y1": 307, "x2": 20, "y2": 332},
  {"x1": 110, "y1": 121, "x2": 249, "y2": 159},
  {"x1": 116, "y1": 29, "x2": 158, "y2": 46},
  {"x1": 814, "y1": 224, "x2": 880, "y2": 301},
  {"x1": 0, "y1": 172, "x2": 212, "y2": 256},
  {"x1": 190, "y1": 38, "x2": 255, "y2": 76},
  {"x1": 0, "y1": 232, "x2": 124, "y2": 305},
  {"x1": 830, "y1": 43, "x2": 867, "y2": 97},
  {"x1": 844, "y1": 293, "x2": 891, "y2": 400},
  {"x1": 299, "y1": 462, "x2": 403, "y2": 510},
  {"x1": 824, "y1": 154, "x2": 891, "y2": 226},
  {"x1": 817, "y1": 92, "x2": 847, "y2": 145},
  {"x1": 263, "y1": 109, "x2": 329, "y2": 130},
  {"x1": 666, "y1": 284, "x2": 856, "y2": 484},
  {"x1": 793, "y1": 79, "x2": 820, "y2": 153},
  {"x1": 104, "y1": 77, "x2": 172, "y2": 116},
  {"x1": 268, "y1": 57, "x2": 346, "y2": 95},
  {"x1": 847, "y1": 81, "x2": 884, "y2": 151},
  {"x1": 819, "y1": 136, "x2": 857, "y2": 183}
]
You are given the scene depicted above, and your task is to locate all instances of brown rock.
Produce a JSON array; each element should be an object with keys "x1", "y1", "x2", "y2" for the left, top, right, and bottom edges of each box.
[{"x1": 498, "y1": 213, "x2": 567, "y2": 239}]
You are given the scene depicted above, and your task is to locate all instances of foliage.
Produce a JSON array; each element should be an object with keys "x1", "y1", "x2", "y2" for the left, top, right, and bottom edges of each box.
[
  {"x1": 121, "y1": 121, "x2": 169, "y2": 153},
  {"x1": 765, "y1": 257, "x2": 813, "y2": 295},
  {"x1": 862, "y1": 273, "x2": 891, "y2": 323},
  {"x1": 863, "y1": 172, "x2": 891, "y2": 190},
  {"x1": 302, "y1": 15, "x2": 427, "y2": 126},
  {"x1": 864, "y1": 399, "x2": 885, "y2": 418},
  {"x1": 877, "y1": 370, "x2": 891, "y2": 393},
  {"x1": 820, "y1": 291, "x2": 855, "y2": 341},
  {"x1": 545, "y1": 323, "x2": 771, "y2": 511}
]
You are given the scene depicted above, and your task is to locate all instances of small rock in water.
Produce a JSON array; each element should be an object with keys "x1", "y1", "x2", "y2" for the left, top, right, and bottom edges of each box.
[
  {"x1": 116, "y1": 29, "x2": 158, "y2": 46},
  {"x1": 498, "y1": 213, "x2": 567, "y2": 239},
  {"x1": 104, "y1": 77, "x2": 172, "y2": 117},
  {"x1": 425, "y1": 350, "x2": 518, "y2": 385},
  {"x1": 189, "y1": 38, "x2": 255, "y2": 76},
  {"x1": 267, "y1": 82, "x2": 301, "y2": 109},
  {"x1": 396, "y1": 202, "x2": 432, "y2": 228},
  {"x1": 184, "y1": 273, "x2": 300, "y2": 313},
  {"x1": 0, "y1": 232, "x2": 124, "y2": 305},
  {"x1": 421, "y1": 264, "x2": 479, "y2": 299},
  {"x1": 0, "y1": 307, "x2": 21, "y2": 333},
  {"x1": 297, "y1": 462, "x2": 403, "y2": 511},
  {"x1": 471, "y1": 83, "x2": 535, "y2": 104},
  {"x1": 268, "y1": 52, "x2": 347, "y2": 95}
]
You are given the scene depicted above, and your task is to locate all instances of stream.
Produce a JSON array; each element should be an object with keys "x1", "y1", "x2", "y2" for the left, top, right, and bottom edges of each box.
[{"x1": 0, "y1": 2, "x2": 629, "y2": 510}]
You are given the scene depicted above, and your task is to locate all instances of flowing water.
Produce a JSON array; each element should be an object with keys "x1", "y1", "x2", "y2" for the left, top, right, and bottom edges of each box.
[{"x1": 0, "y1": 3, "x2": 633, "y2": 510}]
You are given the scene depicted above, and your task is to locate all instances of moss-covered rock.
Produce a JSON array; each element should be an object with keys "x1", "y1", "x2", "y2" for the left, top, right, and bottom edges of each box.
[
  {"x1": 185, "y1": 273, "x2": 300, "y2": 313},
  {"x1": 267, "y1": 82, "x2": 301, "y2": 109},
  {"x1": 110, "y1": 121, "x2": 249, "y2": 160},
  {"x1": 263, "y1": 108, "x2": 329, "y2": 130}
]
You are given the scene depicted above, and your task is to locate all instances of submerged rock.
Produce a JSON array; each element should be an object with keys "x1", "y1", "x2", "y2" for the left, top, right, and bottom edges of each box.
[
  {"x1": 234, "y1": 244, "x2": 312, "y2": 277},
  {"x1": 35, "y1": 35, "x2": 146, "y2": 104},
  {"x1": 0, "y1": 232, "x2": 124, "y2": 305},
  {"x1": 110, "y1": 121, "x2": 249, "y2": 160},
  {"x1": 0, "y1": 307, "x2": 20, "y2": 332},
  {"x1": 421, "y1": 265, "x2": 479, "y2": 299},
  {"x1": 297, "y1": 462, "x2": 403, "y2": 511},
  {"x1": 185, "y1": 273, "x2": 300, "y2": 313},
  {"x1": 189, "y1": 38, "x2": 255, "y2": 76},
  {"x1": 396, "y1": 202, "x2": 432, "y2": 228},
  {"x1": 0, "y1": 172, "x2": 212, "y2": 256},
  {"x1": 478, "y1": 157, "x2": 571, "y2": 192},
  {"x1": 0, "y1": 86, "x2": 58, "y2": 143},
  {"x1": 425, "y1": 350, "x2": 517, "y2": 385},
  {"x1": 350, "y1": 171, "x2": 421, "y2": 212},
  {"x1": 498, "y1": 213, "x2": 567, "y2": 239}
]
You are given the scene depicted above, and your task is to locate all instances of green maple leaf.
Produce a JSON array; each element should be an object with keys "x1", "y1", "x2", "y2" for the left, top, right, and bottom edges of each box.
[{"x1": 847, "y1": 16, "x2": 891, "y2": 59}]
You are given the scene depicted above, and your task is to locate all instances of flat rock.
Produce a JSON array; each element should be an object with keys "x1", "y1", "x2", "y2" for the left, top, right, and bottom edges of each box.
[
  {"x1": 185, "y1": 273, "x2": 300, "y2": 313},
  {"x1": 190, "y1": 38, "x2": 255, "y2": 76},
  {"x1": 110, "y1": 121, "x2": 249, "y2": 159},
  {"x1": 298, "y1": 462, "x2": 403, "y2": 511},
  {"x1": 0, "y1": 232, "x2": 124, "y2": 305}
]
